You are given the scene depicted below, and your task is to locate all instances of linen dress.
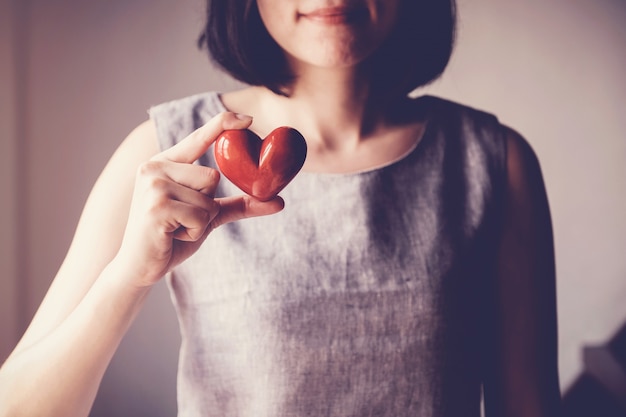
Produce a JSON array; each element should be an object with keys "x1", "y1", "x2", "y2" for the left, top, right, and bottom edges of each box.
[{"x1": 149, "y1": 92, "x2": 508, "y2": 417}]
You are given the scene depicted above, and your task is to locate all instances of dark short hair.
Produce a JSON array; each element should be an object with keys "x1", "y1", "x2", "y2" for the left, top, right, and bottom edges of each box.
[{"x1": 199, "y1": 0, "x2": 456, "y2": 97}]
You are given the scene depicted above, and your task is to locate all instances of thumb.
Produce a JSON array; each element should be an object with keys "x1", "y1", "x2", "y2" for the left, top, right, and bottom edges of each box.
[
  {"x1": 156, "y1": 112, "x2": 253, "y2": 164},
  {"x1": 210, "y1": 195, "x2": 285, "y2": 229}
]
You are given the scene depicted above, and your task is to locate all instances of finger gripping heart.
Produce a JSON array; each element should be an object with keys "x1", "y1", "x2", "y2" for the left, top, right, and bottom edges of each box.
[{"x1": 214, "y1": 127, "x2": 308, "y2": 201}]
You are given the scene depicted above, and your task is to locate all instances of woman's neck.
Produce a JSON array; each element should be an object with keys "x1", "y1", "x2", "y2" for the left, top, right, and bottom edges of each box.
[
  {"x1": 219, "y1": 67, "x2": 424, "y2": 175},
  {"x1": 256, "y1": 67, "x2": 387, "y2": 152}
]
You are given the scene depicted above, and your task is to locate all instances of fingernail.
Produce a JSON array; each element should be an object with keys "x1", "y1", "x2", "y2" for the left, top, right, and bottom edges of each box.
[{"x1": 234, "y1": 113, "x2": 253, "y2": 122}]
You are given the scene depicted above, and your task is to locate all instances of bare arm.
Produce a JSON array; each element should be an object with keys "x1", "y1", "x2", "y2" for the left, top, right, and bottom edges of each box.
[
  {"x1": 0, "y1": 112, "x2": 283, "y2": 417},
  {"x1": 483, "y1": 127, "x2": 562, "y2": 417}
]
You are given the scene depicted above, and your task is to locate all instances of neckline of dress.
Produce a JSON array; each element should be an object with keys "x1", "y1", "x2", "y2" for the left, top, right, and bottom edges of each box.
[{"x1": 210, "y1": 91, "x2": 437, "y2": 178}]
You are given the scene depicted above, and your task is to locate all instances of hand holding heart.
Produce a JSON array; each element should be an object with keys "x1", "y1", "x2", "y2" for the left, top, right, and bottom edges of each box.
[{"x1": 117, "y1": 112, "x2": 286, "y2": 287}]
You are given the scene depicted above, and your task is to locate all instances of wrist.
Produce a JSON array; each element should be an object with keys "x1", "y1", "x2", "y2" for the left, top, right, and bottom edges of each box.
[{"x1": 100, "y1": 256, "x2": 156, "y2": 297}]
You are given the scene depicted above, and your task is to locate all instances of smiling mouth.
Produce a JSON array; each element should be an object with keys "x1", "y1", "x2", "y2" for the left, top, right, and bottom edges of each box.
[{"x1": 300, "y1": 6, "x2": 368, "y2": 25}]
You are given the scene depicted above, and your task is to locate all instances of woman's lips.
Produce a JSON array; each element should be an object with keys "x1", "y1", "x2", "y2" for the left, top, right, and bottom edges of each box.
[{"x1": 300, "y1": 6, "x2": 367, "y2": 24}]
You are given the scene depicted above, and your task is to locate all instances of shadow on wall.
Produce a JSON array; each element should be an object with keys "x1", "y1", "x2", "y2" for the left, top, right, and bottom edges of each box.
[{"x1": 563, "y1": 320, "x2": 626, "y2": 417}]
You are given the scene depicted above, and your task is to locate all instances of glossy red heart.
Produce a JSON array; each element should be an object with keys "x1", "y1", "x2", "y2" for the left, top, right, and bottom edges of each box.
[{"x1": 214, "y1": 127, "x2": 308, "y2": 201}]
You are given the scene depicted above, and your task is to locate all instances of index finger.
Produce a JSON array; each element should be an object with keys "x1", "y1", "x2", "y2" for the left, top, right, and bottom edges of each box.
[{"x1": 156, "y1": 112, "x2": 253, "y2": 164}]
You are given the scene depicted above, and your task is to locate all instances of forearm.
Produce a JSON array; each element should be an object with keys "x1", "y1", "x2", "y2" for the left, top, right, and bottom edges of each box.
[{"x1": 0, "y1": 260, "x2": 151, "y2": 417}]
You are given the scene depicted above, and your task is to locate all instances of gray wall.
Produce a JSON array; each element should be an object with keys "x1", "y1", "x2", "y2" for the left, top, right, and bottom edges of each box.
[{"x1": 1, "y1": 0, "x2": 625, "y2": 415}]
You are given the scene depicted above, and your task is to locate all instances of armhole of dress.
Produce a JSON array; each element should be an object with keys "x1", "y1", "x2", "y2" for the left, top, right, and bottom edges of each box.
[
  {"x1": 147, "y1": 104, "x2": 176, "y2": 153},
  {"x1": 147, "y1": 92, "x2": 225, "y2": 154}
]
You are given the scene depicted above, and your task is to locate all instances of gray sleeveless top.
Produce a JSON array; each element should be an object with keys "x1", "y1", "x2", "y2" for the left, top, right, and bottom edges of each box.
[{"x1": 149, "y1": 92, "x2": 507, "y2": 417}]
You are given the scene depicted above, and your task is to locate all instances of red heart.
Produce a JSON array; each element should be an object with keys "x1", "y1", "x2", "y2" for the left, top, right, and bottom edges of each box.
[{"x1": 214, "y1": 127, "x2": 308, "y2": 201}]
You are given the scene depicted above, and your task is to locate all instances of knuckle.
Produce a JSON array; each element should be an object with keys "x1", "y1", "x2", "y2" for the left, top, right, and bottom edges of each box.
[
  {"x1": 147, "y1": 193, "x2": 171, "y2": 214},
  {"x1": 195, "y1": 206, "x2": 212, "y2": 224},
  {"x1": 136, "y1": 160, "x2": 162, "y2": 177},
  {"x1": 203, "y1": 199, "x2": 220, "y2": 220},
  {"x1": 241, "y1": 196, "x2": 253, "y2": 215},
  {"x1": 145, "y1": 175, "x2": 169, "y2": 193},
  {"x1": 201, "y1": 167, "x2": 220, "y2": 185},
  {"x1": 196, "y1": 167, "x2": 220, "y2": 195},
  {"x1": 207, "y1": 167, "x2": 220, "y2": 182}
]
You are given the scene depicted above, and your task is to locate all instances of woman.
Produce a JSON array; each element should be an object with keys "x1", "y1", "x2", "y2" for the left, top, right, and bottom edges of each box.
[{"x1": 0, "y1": 0, "x2": 562, "y2": 416}]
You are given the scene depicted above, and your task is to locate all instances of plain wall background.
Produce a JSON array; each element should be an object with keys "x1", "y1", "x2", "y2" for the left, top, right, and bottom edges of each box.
[
  {"x1": 0, "y1": 0, "x2": 19, "y2": 366},
  {"x1": 1, "y1": 0, "x2": 625, "y2": 415}
]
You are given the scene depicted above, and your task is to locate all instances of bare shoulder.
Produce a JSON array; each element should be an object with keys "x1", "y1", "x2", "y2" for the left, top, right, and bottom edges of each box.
[
  {"x1": 112, "y1": 119, "x2": 160, "y2": 164},
  {"x1": 81, "y1": 119, "x2": 160, "y2": 219},
  {"x1": 66, "y1": 117, "x2": 162, "y2": 263}
]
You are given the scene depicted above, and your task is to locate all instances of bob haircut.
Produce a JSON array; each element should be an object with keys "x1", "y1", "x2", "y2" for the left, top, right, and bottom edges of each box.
[{"x1": 199, "y1": 0, "x2": 456, "y2": 97}]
